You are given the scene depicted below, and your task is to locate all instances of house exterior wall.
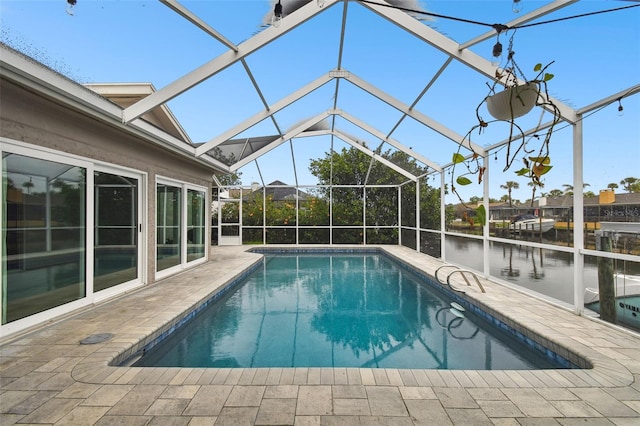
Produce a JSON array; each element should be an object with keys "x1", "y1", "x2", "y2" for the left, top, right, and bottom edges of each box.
[{"x1": 0, "y1": 79, "x2": 212, "y2": 284}]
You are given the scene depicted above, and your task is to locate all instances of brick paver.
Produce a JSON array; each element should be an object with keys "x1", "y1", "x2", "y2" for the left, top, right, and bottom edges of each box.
[{"x1": 1, "y1": 245, "x2": 639, "y2": 425}]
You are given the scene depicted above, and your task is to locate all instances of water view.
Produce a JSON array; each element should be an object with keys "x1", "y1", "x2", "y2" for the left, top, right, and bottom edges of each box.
[{"x1": 444, "y1": 235, "x2": 640, "y2": 308}]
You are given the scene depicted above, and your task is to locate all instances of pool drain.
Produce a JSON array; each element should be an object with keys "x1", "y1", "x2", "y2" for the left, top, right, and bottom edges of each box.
[{"x1": 80, "y1": 333, "x2": 114, "y2": 345}]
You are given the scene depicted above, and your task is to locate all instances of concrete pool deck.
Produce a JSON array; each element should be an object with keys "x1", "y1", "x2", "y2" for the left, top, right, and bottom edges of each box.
[{"x1": 1, "y1": 245, "x2": 640, "y2": 425}]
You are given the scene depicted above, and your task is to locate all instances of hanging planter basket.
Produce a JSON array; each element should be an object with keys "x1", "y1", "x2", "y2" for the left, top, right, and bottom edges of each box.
[{"x1": 486, "y1": 82, "x2": 539, "y2": 121}]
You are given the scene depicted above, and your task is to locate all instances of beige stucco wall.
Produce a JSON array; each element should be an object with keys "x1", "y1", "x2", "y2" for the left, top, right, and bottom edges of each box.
[{"x1": 0, "y1": 78, "x2": 215, "y2": 284}]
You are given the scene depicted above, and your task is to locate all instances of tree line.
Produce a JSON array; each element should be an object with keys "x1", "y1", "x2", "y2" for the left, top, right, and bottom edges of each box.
[{"x1": 215, "y1": 147, "x2": 445, "y2": 244}]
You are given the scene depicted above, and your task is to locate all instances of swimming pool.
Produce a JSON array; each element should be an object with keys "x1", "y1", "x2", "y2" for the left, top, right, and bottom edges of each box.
[{"x1": 133, "y1": 252, "x2": 570, "y2": 369}]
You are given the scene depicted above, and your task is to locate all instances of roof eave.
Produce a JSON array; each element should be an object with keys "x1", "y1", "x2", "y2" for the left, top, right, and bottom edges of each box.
[{"x1": 0, "y1": 44, "x2": 226, "y2": 174}]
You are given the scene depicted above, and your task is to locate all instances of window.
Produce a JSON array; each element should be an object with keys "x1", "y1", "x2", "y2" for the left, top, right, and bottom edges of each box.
[
  {"x1": 157, "y1": 183, "x2": 182, "y2": 272},
  {"x1": 2, "y1": 153, "x2": 86, "y2": 324},
  {"x1": 156, "y1": 179, "x2": 207, "y2": 275},
  {"x1": 187, "y1": 189, "x2": 206, "y2": 262}
]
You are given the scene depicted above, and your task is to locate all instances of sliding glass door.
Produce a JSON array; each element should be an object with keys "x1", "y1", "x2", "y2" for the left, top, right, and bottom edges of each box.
[
  {"x1": 94, "y1": 171, "x2": 141, "y2": 292},
  {"x1": 2, "y1": 152, "x2": 86, "y2": 324}
]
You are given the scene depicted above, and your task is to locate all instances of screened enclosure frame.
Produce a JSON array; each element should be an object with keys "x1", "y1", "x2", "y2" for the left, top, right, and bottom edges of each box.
[{"x1": 2, "y1": 0, "x2": 639, "y2": 324}]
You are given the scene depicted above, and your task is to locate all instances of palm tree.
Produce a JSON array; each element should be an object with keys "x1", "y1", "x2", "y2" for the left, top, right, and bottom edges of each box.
[
  {"x1": 548, "y1": 189, "x2": 563, "y2": 198},
  {"x1": 562, "y1": 183, "x2": 590, "y2": 195},
  {"x1": 500, "y1": 181, "x2": 519, "y2": 207},
  {"x1": 22, "y1": 178, "x2": 34, "y2": 195},
  {"x1": 620, "y1": 177, "x2": 639, "y2": 193},
  {"x1": 562, "y1": 184, "x2": 573, "y2": 194},
  {"x1": 527, "y1": 181, "x2": 544, "y2": 205},
  {"x1": 607, "y1": 182, "x2": 619, "y2": 191}
]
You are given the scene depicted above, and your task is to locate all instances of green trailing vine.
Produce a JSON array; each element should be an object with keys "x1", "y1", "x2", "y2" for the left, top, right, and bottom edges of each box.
[{"x1": 450, "y1": 44, "x2": 562, "y2": 226}]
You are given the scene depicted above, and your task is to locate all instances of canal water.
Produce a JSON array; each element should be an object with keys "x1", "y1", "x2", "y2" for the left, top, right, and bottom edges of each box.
[{"x1": 443, "y1": 236, "x2": 640, "y2": 306}]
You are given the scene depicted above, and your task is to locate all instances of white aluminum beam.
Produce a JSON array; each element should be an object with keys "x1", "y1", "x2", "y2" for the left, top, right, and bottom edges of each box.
[
  {"x1": 332, "y1": 129, "x2": 418, "y2": 182},
  {"x1": 160, "y1": 0, "x2": 238, "y2": 51},
  {"x1": 123, "y1": 0, "x2": 336, "y2": 123},
  {"x1": 459, "y1": 0, "x2": 579, "y2": 51},
  {"x1": 344, "y1": 72, "x2": 483, "y2": 154},
  {"x1": 387, "y1": 57, "x2": 453, "y2": 139},
  {"x1": 231, "y1": 112, "x2": 332, "y2": 170},
  {"x1": 338, "y1": 111, "x2": 442, "y2": 172},
  {"x1": 360, "y1": 0, "x2": 577, "y2": 123},
  {"x1": 485, "y1": 118, "x2": 558, "y2": 152},
  {"x1": 194, "y1": 72, "x2": 334, "y2": 156},
  {"x1": 290, "y1": 129, "x2": 329, "y2": 139},
  {"x1": 576, "y1": 84, "x2": 640, "y2": 116}
]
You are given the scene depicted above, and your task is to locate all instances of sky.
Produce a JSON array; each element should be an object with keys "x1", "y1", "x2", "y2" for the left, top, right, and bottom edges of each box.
[{"x1": 1, "y1": 0, "x2": 638, "y2": 204}]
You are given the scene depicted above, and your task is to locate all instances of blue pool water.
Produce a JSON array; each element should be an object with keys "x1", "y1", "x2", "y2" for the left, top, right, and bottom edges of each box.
[{"x1": 134, "y1": 253, "x2": 567, "y2": 369}]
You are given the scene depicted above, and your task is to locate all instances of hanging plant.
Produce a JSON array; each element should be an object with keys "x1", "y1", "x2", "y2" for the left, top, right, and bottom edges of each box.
[{"x1": 450, "y1": 40, "x2": 562, "y2": 225}]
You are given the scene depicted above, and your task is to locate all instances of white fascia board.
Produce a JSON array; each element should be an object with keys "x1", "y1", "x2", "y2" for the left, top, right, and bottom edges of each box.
[
  {"x1": 84, "y1": 82, "x2": 155, "y2": 96},
  {"x1": 194, "y1": 72, "x2": 334, "y2": 156},
  {"x1": 344, "y1": 72, "x2": 482, "y2": 154},
  {"x1": 332, "y1": 130, "x2": 418, "y2": 182},
  {"x1": 361, "y1": 0, "x2": 577, "y2": 123},
  {"x1": 459, "y1": 0, "x2": 579, "y2": 50},
  {"x1": 161, "y1": 0, "x2": 238, "y2": 51},
  {"x1": 338, "y1": 111, "x2": 442, "y2": 172},
  {"x1": 230, "y1": 112, "x2": 331, "y2": 171},
  {"x1": 0, "y1": 46, "x2": 226, "y2": 172},
  {"x1": 123, "y1": 0, "x2": 334, "y2": 124},
  {"x1": 1, "y1": 46, "x2": 122, "y2": 120}
]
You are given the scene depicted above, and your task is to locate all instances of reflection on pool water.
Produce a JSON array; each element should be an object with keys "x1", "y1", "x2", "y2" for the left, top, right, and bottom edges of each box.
[{"x1": 134, "y1": 253, "x2": 568, "y2": 370}]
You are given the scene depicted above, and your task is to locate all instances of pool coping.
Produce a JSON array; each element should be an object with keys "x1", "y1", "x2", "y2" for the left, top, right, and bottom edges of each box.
[{"x1": 3, "y1": 245, "x2": 638, "y2": 392}]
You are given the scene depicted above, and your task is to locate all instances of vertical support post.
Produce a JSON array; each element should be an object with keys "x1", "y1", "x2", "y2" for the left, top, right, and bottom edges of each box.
[
  {"x1": 483, "y1": 154, "x2": 490, "y2": 278},
  {"x1": 573, "y1": 118, "x2": 585, "y2": 314},
  {"x1": 329, "y1": 186, "x2": 333, "y2": 245},
  {"x1": 416, "y1": 180, "x2": 420, "y2": 252},
  {"x1": 363, "y1": 186, "x2": 367, "y2": 245},
  {"x1": 239, "y1": 185, "x2": 243, "y2": 245},
  {"x1": 398, "y1": 185, "x2": 402, "y2": 247},
  {"x1": 295, "y1": 186, "x2": 299, "y2": 245},
  {"x1": 440, "y1": 170, "x2": 446, "y2": 261},
  {"x1": 262, "y1": 185, "x2": 266, "y2": 244},
  {"x1": 597, "y1": 235, "x2": 616, "y2": 322}
]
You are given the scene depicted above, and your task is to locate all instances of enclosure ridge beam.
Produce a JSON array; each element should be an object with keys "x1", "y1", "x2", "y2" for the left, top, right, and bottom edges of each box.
[
  {"x1": 332, "y1": 129, "x2": 419, "y2": 182},
  {"x1": 195, "y1": 72, "x2": 334, "y2": 157},
  {"x1": 123, "y1": 0, "x2": 329, "y2": 124},
  {"x1": 344, "y1": 72, "x2": 483, "y2": 154}
]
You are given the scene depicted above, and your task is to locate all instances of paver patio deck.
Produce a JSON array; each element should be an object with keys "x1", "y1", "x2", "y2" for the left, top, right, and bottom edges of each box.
[{"x1": 2, "y1": 245, "x2": 640, "y2": 425}]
